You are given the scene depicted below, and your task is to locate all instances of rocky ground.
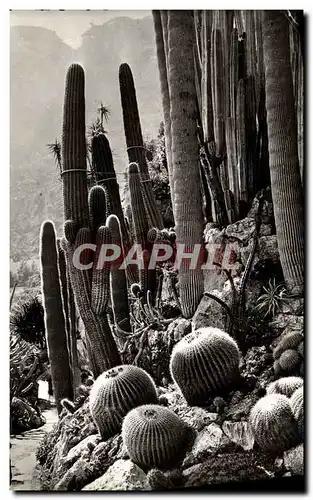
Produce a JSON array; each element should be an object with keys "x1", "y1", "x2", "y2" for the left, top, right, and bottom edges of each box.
[{"x1": 26, "y1": 189, "x2": 305, "y2": 491}]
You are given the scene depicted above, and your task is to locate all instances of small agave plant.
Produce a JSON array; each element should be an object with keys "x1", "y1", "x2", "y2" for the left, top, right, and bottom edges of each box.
[{"x1": 254, "y1": 278, "x2": 289, "y2": 318}]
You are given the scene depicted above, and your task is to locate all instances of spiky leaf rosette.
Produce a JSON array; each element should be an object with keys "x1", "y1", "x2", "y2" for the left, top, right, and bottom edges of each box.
[
  {"x1": 290, "y1": 386, "x2": 304, "y2": 441},
  {"x1": 170, "y1": 327, "x2": 240, "y2": 405},
  {"x1": 266, "y1": 377, "x2": 303, "y2": 398},
  {"x1": 249, "y1": 394, "x2": 299, "y2": 454},
  {"x1": 89, "y1": 365, "x2": 158, "y2": 439},
  {"x1": 122, "y1": 404, "x2": 188, "y2": 469}
]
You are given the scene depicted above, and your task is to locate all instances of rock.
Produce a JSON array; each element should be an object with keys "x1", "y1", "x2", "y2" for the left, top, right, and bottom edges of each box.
[
  {"x1": 62, "y1": 434, "x2": 101, "y2": 468},
  {"x1": 165, "y1": 318, "x2": 192, "y2": 348},
  {"x1": 283, "y1": 444, "x2": 304, "y2": 475},
  {"x1": 183, "y1": 423, "x2": 232, "y2": 468},
  {"x1": 82, "y1": 459, "x2": 149, "y2": 491},
  {"x1": 222, "y1": 421, "x2": 255, "y2": 451},
  {"x1": 183, "y1": 451, "x2": 276, "y2": 487},
  {"x1": 270, "y1": 315, "x2": 304, "y2": 335},
  {"x1": 240, "y1": 235, "x2": 279, "y2": 268},
  {"x1": 192, "y1": 290, "x2": 232, "y2": 331}
]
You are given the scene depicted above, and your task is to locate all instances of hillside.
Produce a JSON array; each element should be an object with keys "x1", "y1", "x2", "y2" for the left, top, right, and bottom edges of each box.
[{"x1": 10, "y1": 15, "x2": 162, "y2": 262}]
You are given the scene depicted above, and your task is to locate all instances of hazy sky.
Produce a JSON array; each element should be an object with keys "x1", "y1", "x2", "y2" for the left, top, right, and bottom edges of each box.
[{"x1": 10, "y1": 10, "x2": 150, "y2": 48}]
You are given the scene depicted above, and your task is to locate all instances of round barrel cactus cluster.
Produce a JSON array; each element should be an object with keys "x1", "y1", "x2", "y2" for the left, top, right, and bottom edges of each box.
[
  {"x1": 249, "y1": 393, "x2": 299, "y2": 454},
  {"x1": 266, "y1": 376, "x2": 303, "y2": 398},
  {"x1": 273, "y1": 331, "x2": 304, "y2": 377},
  {"x1": 89, "y1": 365, "x2": 158, "y2": 439},
  {"x1": 170, "y1": 327, "x2": 240, "y2": 405},
  {"x1": 122, "y1": 404, "x2": 188, "y2": 469}
]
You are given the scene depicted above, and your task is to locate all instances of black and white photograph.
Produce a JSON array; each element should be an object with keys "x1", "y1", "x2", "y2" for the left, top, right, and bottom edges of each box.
[{"x1": 9, "y1": 8, "x2": 305, "y2": 492}]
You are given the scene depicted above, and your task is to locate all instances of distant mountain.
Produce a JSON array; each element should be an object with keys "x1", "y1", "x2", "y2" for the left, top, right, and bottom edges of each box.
[{"x1": 10, "y1": 16, "x2": 163, "y2": 262}]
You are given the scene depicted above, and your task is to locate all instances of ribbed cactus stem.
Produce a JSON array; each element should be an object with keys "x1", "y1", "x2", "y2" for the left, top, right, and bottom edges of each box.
[
  {"x1": 225, "y1": 117, "x2": 240, "y2": 218},
  {"x1": 91, "y1": 225, "x2": 111, "y2": 315},
  {"x1": 167, "y1": 10, "x2": 204, "y2": 318},
  {"x1": 106, "y1": 215, "x2": 131, "y2": 333},
  {"x1": 62, "y1": 63, "x2": 89, "y2": 238},
  {"x1": 230, "y1": 28, "x2": 239, "y2": 121},
  {"x1": 119, "y1": 62, "x2": 163, "y2": 229},
  {"x1": 88, "y1": 185, "x2": 107, "y2": 232},
  {"x1": 262, "y1": 10, "x2": 304, "y2": 294},
  {"x1": 211, "y1": 28, "x2": 225, "y2": 157},
  {"x1": 236, "y1": 78, "x2": 248, "y2": 206},
  {"x1": 91, "y1": 134, "x2": 132, "y2": 251},
  {"x1": 128, "y1": 162, "x2": 155, "y2": 298},
  {"x1": 201, "y1": 10, "x2": 214, "y2": 143},
  {"x1": 40, "y1": 221, "x2": 73, "y2": 414},
  {"x1": 152, "y1": 11, "x2": 174, "y2": 210}
]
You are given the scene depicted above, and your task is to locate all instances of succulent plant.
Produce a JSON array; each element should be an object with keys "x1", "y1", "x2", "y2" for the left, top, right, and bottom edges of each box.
[
  {"x1": 249, "y1": 394, "x2": 299, "y2": 454},
  {"x1": 89, "y1": 365, "x2": 158, "y2": 439},
  {"x1": 122, "y1": 404, "x2": 188, "y2": 469},
  {"x1": 297, "y1": 340, "x2": 304, "y2": 359},
  {"x1": 279, "y1": 349, "x2": 301, "y2": 374},
  {"x1": 170, "y1": 327, "x2": 240, "y2": 405},
  {"x1": 273, "y1": 331, "x2": 303, "y2": 360},
  {"x1": 266, "y1": 377, "x2": 303, "y2": 398},
  {"x1": 290, "y1": 386, "x2": 304, "y2": 441}
]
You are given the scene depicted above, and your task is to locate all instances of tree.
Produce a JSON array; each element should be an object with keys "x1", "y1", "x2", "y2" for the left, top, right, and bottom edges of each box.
[{"x1": 262, "y1": 10, "x2": 304, "y2": 294}]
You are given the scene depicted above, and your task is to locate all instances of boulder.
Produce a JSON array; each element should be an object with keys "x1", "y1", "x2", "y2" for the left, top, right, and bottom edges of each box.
[
  {"x1": 82, "y1": 459, "x2": 149, "y2": 491},
  {"x1": 10, "y1": 397, "x2": 45, "y2": 434},
  {"x1": 183, "y1": 423, "x2": 232, "y2": 468},
  {"x1": 283, "y1": 444, "x2": 304, "y2": 476}
]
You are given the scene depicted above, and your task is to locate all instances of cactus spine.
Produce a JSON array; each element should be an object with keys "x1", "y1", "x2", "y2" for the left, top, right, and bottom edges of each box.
[
  {"x1": 61, "y1": 63, "x2": 121, "y2": 378},
  {"x1": 89, "y1": 365, "x2": 158, "y2": 439},
  {"x1": 170, "y1": 327, "x2": 240, "y2": 405},
  {"x1": 122, "y1": 404, "x2": 188, "y2": 469},
  {"x1": 167, "y1": 10, "x2": 204, "y2": 318},
  {"x1": 40, "y1": 221, "x2": 73, "y2": 414},
  {"x1": 119, "y1": 62, "x2": 163, "y2": 229},
  {"x1": 290, "y1": 386, "x2": 304, "y2": 441},
  {"x1": 266, "y1": 377, "x2": 303, "y2": 398}
]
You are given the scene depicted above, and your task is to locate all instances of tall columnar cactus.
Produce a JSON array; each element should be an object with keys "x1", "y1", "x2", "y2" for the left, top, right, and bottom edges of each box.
[
  {"x1": 200, "y1": 10, "x2": 214, "y2": 144},
  {"x1": 266, "y1": 377, "x2": 303, "y2": 398},
  {"x1": 211, "y1": 28, "x2": 225, "y2": 158},
  {"x1": 119, "y1": 62, "x2": 163, "y2": 229},
  {"x1": 57, "y1": 239, "x2": 80, "y2": 397},
  {"x1": 40, "y1": 221, "x2": 73, "y2": 414},
  {"x1": 122, "y1": 404, "x2": 188, "y2": 469},
  {"x1": 262, "y1": 11, "x2": 304, "y2": 294},
  {"x1": 152, "y1": 11, "x2": 174, "y2": 209},
  {"x1": 61, "y1": 63, "x2": 121, "y2": 378},
  {"x1": 62, "y1": 63, "x2": 89, "y2": 230},
  {"x1": 91, "y1": 133, "x2": 133, "y2": 255},
  {"x1": 89, "y1": 365, "x2": 158, "y2": 439},
  {"x1": 106, "y1": 214, "x2": 131, "y2": 333},
  {"x1": 170, "y1": 327, "x2": 240, "y2": 405},
  {"x1": 290, "y1": 386, "x2": 304, "y2": 441},
  {"x1": 167, "y1": 10, "x2": 204, "y2": 319},
  {"x1": 249, "y1": 394, "x2": 299, "y2": 454},
  {"x1": 128, "y1": 162, "x2": 156, "y2": 299}
]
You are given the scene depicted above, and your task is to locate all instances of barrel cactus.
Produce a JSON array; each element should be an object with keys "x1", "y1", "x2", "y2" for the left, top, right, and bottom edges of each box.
[
  {"x1": 249, "y1": 394, "x2": 299, "y2": 454},
  {"x1": 122, "y1": 404, "x2": 188, "y2": 469},
  {"x1": 266, "y1": 377, "x2": 303, "y2": 398},
  {"x1": 273, "y1": 331, "x2": 303, "y2": 360},
  {"x1": 89, "y1": 365, "x2": 158, "y2": 439},
  {"x1": 290, "y1": 386, "x2": 304, "y2": 441},
  {"x1": 279, "y1": 349, "x2": 301, "y2": 374},
  {"x1": 170, "y1": 327, "x2": 240, "y2": 405}
]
